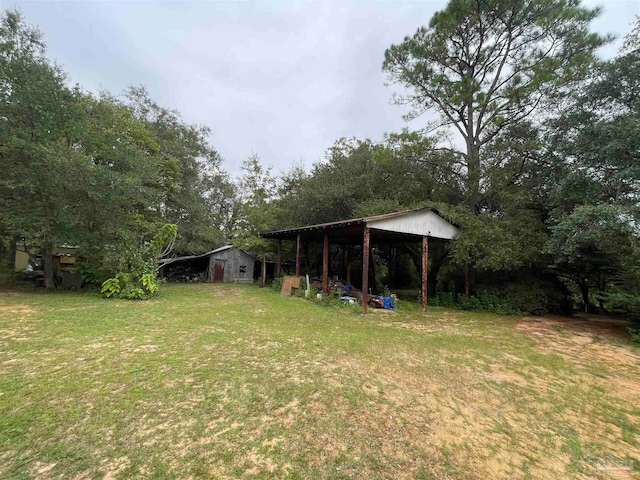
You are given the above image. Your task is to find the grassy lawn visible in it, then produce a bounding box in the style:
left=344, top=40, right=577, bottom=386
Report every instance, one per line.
left=1, top=283, right=639, bottom=479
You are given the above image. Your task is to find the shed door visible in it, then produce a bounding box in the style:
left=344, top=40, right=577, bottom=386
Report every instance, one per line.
left=213, top=259, right=225, bottom=282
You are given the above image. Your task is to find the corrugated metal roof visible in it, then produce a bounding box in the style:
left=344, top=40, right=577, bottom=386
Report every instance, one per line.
left=260, top=206, right=455, bottom=239
left=159, top=245, right=258, bottom=266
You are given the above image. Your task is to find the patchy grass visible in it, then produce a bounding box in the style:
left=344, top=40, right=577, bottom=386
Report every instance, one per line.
left=1, top=283, right=639, bottom=479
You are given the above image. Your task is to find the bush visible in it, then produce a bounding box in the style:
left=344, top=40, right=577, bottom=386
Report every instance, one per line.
left=458, top=290, right=522, bottom=315
left=101, top=272, right=159, bottom=300
left=430, top=291, right=457, bottom=308
left=101, top=223, right=176, bottom=300
left=430, top=289, right=521, bottom=315
left=491, top=282, right=551, bottom=316
left=75, top=262, right=109, bottom=287
left=271, top=277, right=283, bottom=292
left=473, top=274, right=569, bottom=316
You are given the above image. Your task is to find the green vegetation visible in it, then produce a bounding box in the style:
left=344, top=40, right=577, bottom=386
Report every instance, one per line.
left=1, top=284, right=639, bottom=478
left=0, top=9, right=233, bottom=288
left=1, top=3, right=639, bottom=319
left=100, top=224, right=177, bottom=300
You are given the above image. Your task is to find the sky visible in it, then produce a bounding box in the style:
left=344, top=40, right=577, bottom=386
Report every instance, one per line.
left=5, top=0, right=639, bottom=176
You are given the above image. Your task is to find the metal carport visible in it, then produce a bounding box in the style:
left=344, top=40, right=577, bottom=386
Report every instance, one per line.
left=260, top=207, right=459, bottom=313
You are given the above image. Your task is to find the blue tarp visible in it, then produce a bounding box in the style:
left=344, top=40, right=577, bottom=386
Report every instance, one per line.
left=377, top=296, right=394, bottom=309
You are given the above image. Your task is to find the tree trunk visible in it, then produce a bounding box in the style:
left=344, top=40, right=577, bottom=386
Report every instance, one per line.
left=402, top=243, right=421, bottom=281
left=578, top=279, right=589, bottom=313
left=465, top=138, right=481, bottom=294
left=43, top=246, right=55, bottom=289
left=7, top=237, right=17, bottom=272
left=466, top=125, right=482, bottom=215
left=428, top=259, right=443, bottom=298
left=465, top=263, right=471, bottom=297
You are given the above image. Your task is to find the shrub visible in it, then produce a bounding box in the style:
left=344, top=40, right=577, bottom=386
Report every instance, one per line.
left=101, top=272, right=159, bottom=300
left=491, top=282, right=550, bottom=316
left=431, top=289, right=522, bottom=315
left=271, top=277, right=283, bottom=292
left=101, top=224, right=176, bottom=300
left=74, top=262, right=108, bottom=286
left=430, top=291, right=457, bottom=307
left=458, top=291, right=522, bottom=315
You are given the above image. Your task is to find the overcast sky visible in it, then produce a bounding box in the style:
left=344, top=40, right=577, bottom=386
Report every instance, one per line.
left=6, top=0, right=639, bottom=176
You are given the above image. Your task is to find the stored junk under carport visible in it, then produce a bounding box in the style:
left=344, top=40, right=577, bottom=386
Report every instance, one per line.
left=260, top=207, right=459, bottom=313
left=159, top=245, right=259, bottom=283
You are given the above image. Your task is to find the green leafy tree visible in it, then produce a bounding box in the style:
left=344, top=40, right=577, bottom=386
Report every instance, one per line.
left=0, top=10, right=213, bottom=287
left=233, top=154, right=279, bottom=255
left=70, top=91, right=166, bottom=265
left=0, top=9, right=83, bottom=286
left=383, top=0, right=608, bottom=215
left=546, top=205, right=638, bottom=311
left=124, top=87, right=233, bottom=254
left=275, top=137, right=458, bottom=229
left=544, top=20, right=640, bottom=311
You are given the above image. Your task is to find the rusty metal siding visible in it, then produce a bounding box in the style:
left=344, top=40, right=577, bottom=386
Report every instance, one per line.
left=366, top=209, right=459, bottom=240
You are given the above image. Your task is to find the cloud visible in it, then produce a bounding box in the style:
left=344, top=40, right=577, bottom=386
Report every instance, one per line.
left=10, top=0, right=638, bottom=176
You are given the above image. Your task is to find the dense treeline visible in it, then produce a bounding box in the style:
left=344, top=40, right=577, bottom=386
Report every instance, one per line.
left=1, top=5, right=638, bottom=316
left=0, top=10, right=239, bottom=289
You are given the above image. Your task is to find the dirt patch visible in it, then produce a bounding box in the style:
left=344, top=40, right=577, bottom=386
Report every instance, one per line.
left=0, top=304, right=36, bottom=314
left=517, top=316, right=640, bottom=370
left=518, top=315, right=632, bottom=338
left=30, top=461, right=57, bottom=476
left=101, top=457, right=130, bottom=479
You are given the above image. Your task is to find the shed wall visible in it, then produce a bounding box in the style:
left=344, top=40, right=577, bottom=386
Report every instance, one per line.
left=211, top=249, right=255, bottom=283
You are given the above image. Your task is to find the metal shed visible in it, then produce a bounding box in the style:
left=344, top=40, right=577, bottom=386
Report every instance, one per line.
left=159, top=245, right=257, bottom=283
left=261, top=207, right=459, bottom=313
left=208, top=245, right=256, bottom=283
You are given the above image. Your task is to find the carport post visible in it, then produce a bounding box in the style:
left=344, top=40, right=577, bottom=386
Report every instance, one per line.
left=422, top=236, right=428, bottom=311
left=362, top=227, right=370, bottom=314
left=277, top=240, right=282, bottom=277
left=295, top=234, right=301, bottom=277
left=322, top=231, right=329, bottom=294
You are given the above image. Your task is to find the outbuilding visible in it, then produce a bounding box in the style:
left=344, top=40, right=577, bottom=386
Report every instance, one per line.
left=159, top=245, right=259, bottom=283
left=261, top=207, right=460, bottom=313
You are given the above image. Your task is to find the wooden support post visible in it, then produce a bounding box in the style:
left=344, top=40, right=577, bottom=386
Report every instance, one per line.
left=295, top=234, right=301, bottom=277
left=422, top=236, right=428, bottom=311
left=362, top=227, right=370, bottom=314
left=277, top=240, right=282, bottom=277
left=322, top=231, right=329, bottom=294
left=261, top=255, right=266, bottom=287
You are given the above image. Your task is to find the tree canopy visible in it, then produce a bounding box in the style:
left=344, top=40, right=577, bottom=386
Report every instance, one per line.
left=1, top=5, right=639, bottom=317
left=383, top=0, right=609, bottom=214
